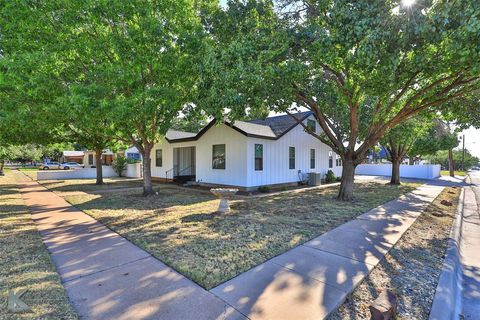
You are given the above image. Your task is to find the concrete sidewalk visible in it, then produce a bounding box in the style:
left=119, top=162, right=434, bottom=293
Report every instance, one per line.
left=18, top=170, right=447, bottom=320
left=16, top=172, right=245, bottom=320
left=211, top=184, right=445, bottom=320
left=460, top=183, right=480, bottom=319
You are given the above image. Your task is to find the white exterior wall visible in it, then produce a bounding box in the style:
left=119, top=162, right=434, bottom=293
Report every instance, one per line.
left=356, top=163, right=441, bottom=180
left=245, top=115, right=342, bottom=187
left=150, top=117, right=342, bottom=188
left=36, top=164, right=141, bottom=180
left=150, top=124, right=248, bottom=187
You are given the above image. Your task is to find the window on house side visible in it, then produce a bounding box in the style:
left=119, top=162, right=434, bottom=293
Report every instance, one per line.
left=310, top=149, right=315, bottom=169
left=306, top=119, right=316, bottom=133
left=328, top=151, right=333, bottom=168
left=212, top=144, right=226, bottom=169
left=289, top=147, right=295, bottom=169
left=336, top=155, right=343, bottom=167
left=255, top=144, right=263, bottom=171
left=155, top=149, right=162, bottom=167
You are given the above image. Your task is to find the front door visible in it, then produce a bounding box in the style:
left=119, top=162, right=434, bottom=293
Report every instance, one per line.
left=173, top=147, right=196, bottom=177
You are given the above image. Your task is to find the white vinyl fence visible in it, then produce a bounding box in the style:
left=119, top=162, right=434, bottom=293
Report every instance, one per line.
left=37, top=163, right=142, bottom=180
left=356, top=164, right=441, bottom=180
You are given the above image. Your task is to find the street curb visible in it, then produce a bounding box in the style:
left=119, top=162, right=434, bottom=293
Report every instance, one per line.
left=428, top=188, right=464, bottom=320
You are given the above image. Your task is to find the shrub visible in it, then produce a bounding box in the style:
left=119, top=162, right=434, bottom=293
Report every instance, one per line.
left=258, top=185, right=270, bottom=193
left=325, top=170, right=336, bottom=183
left=127, top=158, right=141, bottom=164
left=112, top=155, right=128, bottom=177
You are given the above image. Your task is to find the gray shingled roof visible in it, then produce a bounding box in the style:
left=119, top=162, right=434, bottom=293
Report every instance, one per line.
left=231, top=120, right=276, bottom=138
left=165, top=129, right=197, bottom=140
left=246, top=111, right=313, bottom=137
left=167, top=111, right=313, bottom=142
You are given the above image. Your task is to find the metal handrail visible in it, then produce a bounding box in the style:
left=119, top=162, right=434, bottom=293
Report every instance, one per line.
left=176, top=165, right=195, bottom=176
left=165, top=165, right=195, bottom=183
left=165, top=165, right=178, bottom=183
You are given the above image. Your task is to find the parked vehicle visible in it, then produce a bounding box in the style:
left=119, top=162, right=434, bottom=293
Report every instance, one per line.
left=60, top=162, right=84, bottom=170
left=38, top=162, right=60, bottom=170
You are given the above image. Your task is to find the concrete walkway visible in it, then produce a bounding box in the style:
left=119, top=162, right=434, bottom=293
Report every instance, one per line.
left=210, top=183, right=445, bottom=320
left=16, top=172, right=245, bottom=320
left=18, top=170, right=449, bottom=320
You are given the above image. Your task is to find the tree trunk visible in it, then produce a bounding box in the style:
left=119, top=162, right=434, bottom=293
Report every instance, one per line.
left=95, top=149, right=103, bottom=185
left=0, top=160, right=4, bottom=175
left=448, top=148, right=455, bottom=177
left=141, top=144, right=155, bottom=196
left=391, top=158, right=401, bottom=185
left=337, top=159, right=356, bottom=201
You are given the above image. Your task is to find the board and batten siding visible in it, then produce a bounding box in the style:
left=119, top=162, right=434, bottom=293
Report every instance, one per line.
left=150, top=124, right=248, bottom=187
left=245, top=115, right=342, bottom=188
left=150, top=116, right=342, bottom=188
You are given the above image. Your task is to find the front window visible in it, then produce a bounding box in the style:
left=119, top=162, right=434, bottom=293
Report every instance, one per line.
left=328, top=151, right=333, bottom=168
left=212, top=144, right=226, bottom=169
left=336, top=155, right=343, bottom=167
left=88, top=154, right=94, bottom=165
left=306, top=119, right=316, bottom=133
left=289, top=147, right=295, bottom=169
left=310, top=149, right=315, bottom=169
left=156, top=149, right=162, bottom=167
left=255, top=144, right=263, bottom=171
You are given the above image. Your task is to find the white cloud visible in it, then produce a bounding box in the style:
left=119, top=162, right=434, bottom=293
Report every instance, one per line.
left=459, top=127, right=480, bottom=158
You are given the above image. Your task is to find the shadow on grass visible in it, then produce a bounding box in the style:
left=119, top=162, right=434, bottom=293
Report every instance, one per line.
left=64, top=181, right=420, bottom=290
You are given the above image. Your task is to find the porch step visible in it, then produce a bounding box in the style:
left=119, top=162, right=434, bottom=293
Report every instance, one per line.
left=173, top=175, right=196, bottom=185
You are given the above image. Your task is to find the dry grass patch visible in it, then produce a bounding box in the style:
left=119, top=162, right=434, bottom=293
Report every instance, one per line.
left=39, top=177, right=143, bottom=194
left=0, top=172, right=77, bottom=319
left=65, top=181, right=419, bottom=289
left=17, top=169, right=38, bottom=180
left=328, top=186, right=460, bottom=320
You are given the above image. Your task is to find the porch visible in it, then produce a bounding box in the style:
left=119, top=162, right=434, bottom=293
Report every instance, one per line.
left=167, top=146, right=196, bottom=184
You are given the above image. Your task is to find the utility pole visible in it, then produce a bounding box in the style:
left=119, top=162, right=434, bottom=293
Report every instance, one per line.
left=462, top=134, right=465, bottom=171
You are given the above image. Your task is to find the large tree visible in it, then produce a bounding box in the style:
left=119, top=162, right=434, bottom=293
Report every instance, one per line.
left=1, top=1, right=205, bottom=194
left=408, top=119, right=458, bottom=176
left=64, top=0, right=205, bottom=195
left=381, top=115, right=432, bottom=184
left=60, top=85, right=116, bottom=185
left=199, top=0, right=480, bottom=200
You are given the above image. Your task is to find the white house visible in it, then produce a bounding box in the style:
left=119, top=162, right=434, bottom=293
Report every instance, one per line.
left=124, top=146, right=142, bottom=161
left=150, top=112, right=343, bottom=191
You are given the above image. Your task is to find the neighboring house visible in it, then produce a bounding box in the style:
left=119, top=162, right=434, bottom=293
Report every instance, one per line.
left=83, top=150, right=115, bottom=167
left=124, top=146, right=142, bottom=161
left=366, top=147, right=410, bottom=164
left=61, top=150, right=115, bottom=167
left=61, top=151, right=85, bottom=164
left=150, top=112, right=343, bottom=191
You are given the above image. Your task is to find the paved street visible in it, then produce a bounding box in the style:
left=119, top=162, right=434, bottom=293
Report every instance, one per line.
left=461, top=171, right=480, bottom=319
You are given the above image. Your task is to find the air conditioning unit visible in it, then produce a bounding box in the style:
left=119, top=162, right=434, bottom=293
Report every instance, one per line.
left=308, top=172, right=322, bottom=186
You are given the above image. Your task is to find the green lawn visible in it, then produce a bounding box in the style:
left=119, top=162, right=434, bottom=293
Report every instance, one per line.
left=0, top=172, right=77, bottom=319
left=440, top=170, right=466, bottom=176
left=64, top=181, right=420, bottom=289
